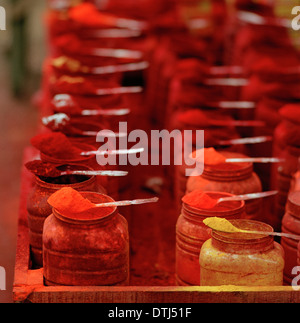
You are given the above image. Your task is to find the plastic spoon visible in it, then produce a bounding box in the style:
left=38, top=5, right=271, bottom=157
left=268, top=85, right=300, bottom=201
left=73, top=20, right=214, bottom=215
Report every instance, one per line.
left=207, top=101, right=255, bottom=109
left=203, top=217, right=300, bottom=241
left=42, top=113, right=127, bottom=138
left=80, top=147, right=144, bottom=157
left=25, top=160, right=128, bottom=178
left=237, top=10, right=290, bottom=28
left=52, top=94, right=131, bottom=116
left=85, top=48, right=143, bottom=59
left=225, top=157, right=284, bottom=164
left=204, top=78, right=249, bottom=86
left=217, top=136, right=273, bottom=146
left=91, top=61, right=149, bottom=75
left=199, top=191, right=278, bottom=210
left=87, top=29, right=143, bottom=38
left=91, top=197, right=159, bottom=208
left=209, top=66, right=244, bottom=75
left=95, top=86, right=143, bottom=95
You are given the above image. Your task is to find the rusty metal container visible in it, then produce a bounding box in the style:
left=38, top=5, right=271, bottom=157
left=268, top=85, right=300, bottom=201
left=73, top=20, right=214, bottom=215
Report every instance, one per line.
left=186, top=151, right=263, bottom=223
left=176, top=191, right=245, bottom=286
left=43, top=192, right=130, bottom=286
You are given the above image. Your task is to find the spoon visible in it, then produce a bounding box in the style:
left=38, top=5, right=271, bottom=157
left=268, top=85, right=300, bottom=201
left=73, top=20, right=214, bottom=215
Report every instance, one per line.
left=203, top=217, right=300, bottom=241
left=217, top=136, right=273, bottom=146
left=87, top=29, right=143, bottom=38
left=207, top=101, right=255, bottom=109
left=95, top=86, right=143, bottom=96
left=204, top=78, right=249, bottom=87
left=209, top=66, right=244, bottom=76
left=237, top=10, right=290, bottom=28
left=82, top=48, right=143, bottom=59
left=90, top=61, right=149, bottom=75
left=225, top=157, right=284, bottom=164
left=91, top=197, right=159, bottom=208
left=216, top=191, right=278, bottom=205
left=185, top=191, right=278, bottom=210
left=80, top=147, right=144, bottom=157
left=42, top=113, right=127, bottom=138
left=190, top=148, right=284, bottom=165
left=25, top=160, right=128, bottom=178
left=52, top=94, right=131, bottom=116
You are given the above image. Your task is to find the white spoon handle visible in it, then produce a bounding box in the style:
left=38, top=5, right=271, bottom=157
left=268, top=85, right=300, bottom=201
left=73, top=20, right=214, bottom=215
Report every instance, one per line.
left=218, top=191, right=278, bottom=203
left=95, top=197, right=159, bottom=208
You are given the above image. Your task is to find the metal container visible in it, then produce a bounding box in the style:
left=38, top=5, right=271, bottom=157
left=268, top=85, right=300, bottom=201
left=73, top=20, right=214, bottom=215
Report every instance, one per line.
left=43, top=192, right=130, bottom=286
left=200, top=219, right=285, bottom=286
left=176, top=191, right=245, bottom=286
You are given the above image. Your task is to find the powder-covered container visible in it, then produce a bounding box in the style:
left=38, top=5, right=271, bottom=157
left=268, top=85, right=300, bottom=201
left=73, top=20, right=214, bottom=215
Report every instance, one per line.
left=43, top=192, right=130, bottom=286
left=200, top=219, right=284, bottom=286
left=186, top=151, right=263, bottom=222
left=176, top=191, right=245, bottom=286
left=27, top=164, right=102, bottom=268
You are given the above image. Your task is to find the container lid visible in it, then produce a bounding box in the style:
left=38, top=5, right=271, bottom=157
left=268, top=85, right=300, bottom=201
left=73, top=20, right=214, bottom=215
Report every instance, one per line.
left=211, top=219, right=274, bottom=254
left=202, top=151, right=253, bottom=182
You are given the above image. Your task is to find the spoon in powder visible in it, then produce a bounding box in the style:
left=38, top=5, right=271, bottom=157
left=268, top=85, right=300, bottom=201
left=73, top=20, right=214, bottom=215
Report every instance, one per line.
left=191, top=148, right=284, bottom=165
left=183, top=190, right=278, bottom=210
left=217, top=136, right=273, bottom=146
left=42, top=113, right=128, bottom=138
left=203, top=217, right=300, bottom=241
left=48, top=187, right=159, bottom=215
left=25, top=160, right=129, bottom=177
left=52, top=94, right=131, bottom=117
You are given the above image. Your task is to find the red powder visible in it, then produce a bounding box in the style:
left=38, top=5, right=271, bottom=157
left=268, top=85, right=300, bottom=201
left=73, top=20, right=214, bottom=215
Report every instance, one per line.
left=182, top=190, right=217, bottom=209
left=69, top=3, right=121, bottom=28
left=48, top=187, right=95, bottom=214
left=25, top=160, right=62, bottom=177
left=52, top=76, right=98, bottom=95
left=177, top=110, right=211, bottom=127
left=192, top=148, right=227, bottom=166
left=31, top=132, right=83, bottom=159
left=279, top=104, right=300, bottom=124
left=54, top=34, right=82, bottom=54
left=48, top=187, right=114, bottom=220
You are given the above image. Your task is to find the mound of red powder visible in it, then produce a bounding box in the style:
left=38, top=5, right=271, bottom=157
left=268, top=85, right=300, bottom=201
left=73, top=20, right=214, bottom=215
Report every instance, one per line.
left=182, top=190, right=217, bottom=209
left=31, top=132, right=83, bottom=159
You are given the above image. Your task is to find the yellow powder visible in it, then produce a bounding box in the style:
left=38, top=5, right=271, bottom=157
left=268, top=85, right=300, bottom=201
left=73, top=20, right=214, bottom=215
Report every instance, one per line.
left=52, top=56, right=89, bottom=73
left=203, top=217, right=242, bottom=233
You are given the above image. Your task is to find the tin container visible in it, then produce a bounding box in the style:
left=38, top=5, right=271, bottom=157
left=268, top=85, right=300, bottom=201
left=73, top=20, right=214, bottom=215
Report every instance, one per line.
left=176, top=191, right=245, bottom=286
left=200, top=219, right=285, bottom=286
left=43, top=192, right=130, bottom=286
left=186, top=151, right=263, bottom=222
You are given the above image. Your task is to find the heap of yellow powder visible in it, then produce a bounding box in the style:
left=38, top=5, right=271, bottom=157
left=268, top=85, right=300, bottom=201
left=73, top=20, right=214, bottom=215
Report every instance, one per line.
left=203, top=217, right=242, bottom=233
